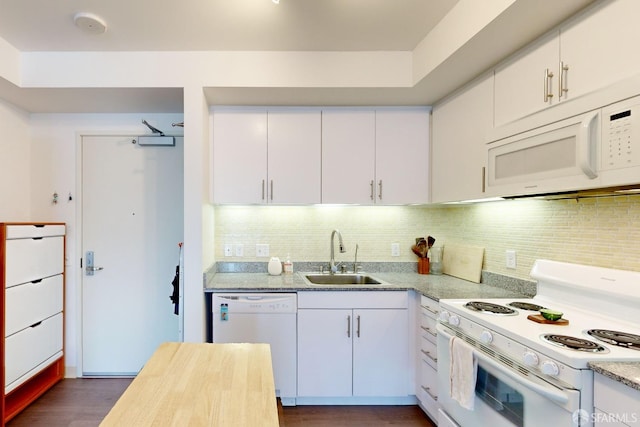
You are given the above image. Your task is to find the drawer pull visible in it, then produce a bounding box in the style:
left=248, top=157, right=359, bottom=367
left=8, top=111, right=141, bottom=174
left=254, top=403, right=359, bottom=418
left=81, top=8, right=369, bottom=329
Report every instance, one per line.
left=31, top=279, right=43, bottom=284
left=421, top=385, right=438, bottom=401
left=420, top=305, right=439, bottom=316
left=421, top=325, right=437, bottom=337
left=30, top=321, right=43, bottom=328
left=32, top=237, right=44, bottom=240
left=34, top=224, right=45, bottom=228
left=421, top=349, right=437, bottom=363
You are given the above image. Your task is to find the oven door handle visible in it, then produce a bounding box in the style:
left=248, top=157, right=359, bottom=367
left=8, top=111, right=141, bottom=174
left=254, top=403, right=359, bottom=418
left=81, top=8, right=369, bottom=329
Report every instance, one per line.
left=439, top=327, right=569, bottom=405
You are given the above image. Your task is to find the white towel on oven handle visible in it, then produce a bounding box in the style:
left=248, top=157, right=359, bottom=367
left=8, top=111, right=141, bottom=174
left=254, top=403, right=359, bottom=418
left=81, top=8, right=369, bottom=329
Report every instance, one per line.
left=449, top=336, right=478, bottom=410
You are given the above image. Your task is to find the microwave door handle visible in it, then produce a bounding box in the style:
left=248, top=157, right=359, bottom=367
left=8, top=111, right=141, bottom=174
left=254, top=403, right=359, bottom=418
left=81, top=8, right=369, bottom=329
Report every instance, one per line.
left=439, top=327, right=569, bottom=405
left=578, top=111, right=599, bottom=179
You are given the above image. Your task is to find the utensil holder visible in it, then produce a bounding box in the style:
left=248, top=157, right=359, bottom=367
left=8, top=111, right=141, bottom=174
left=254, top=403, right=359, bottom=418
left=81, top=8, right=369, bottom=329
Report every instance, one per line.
left=418, top=258, right=430, bottom=274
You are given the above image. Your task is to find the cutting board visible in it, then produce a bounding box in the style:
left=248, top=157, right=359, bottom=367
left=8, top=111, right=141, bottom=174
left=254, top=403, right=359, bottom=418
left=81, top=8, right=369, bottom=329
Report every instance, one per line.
left=442, top=244, right=484, bottom=283
left=527, top=314, right=569, bottom=325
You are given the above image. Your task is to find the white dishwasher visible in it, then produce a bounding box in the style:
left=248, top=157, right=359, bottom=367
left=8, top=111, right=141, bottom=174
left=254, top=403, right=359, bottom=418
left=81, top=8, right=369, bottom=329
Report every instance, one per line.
left=212, top=293, right=297, bottom=405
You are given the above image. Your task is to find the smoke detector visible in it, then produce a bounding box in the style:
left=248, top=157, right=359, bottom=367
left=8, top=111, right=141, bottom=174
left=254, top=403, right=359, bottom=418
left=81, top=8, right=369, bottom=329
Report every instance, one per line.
left=73, top=12, right=107, bottom=34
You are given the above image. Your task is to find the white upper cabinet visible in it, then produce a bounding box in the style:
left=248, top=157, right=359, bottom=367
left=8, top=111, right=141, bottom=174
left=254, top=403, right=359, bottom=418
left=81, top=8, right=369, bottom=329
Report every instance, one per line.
left=560, top=0, right=640, bottom=102
left=322, top=108, right=429, bottom=205
left=495, top=0, right=640, bottom=128
left=267, top=110, right=321, bottom=204
left=494, top=31, right=560, bottom=128
left=212, top=109, right=268, bottom=204
left=322, top=109, right=376, bottom=204
left=432, top=73, right=494, bottom=203
left=374, top=109, right=430, bottom=205
left=212, top=108, right=321, bottom=204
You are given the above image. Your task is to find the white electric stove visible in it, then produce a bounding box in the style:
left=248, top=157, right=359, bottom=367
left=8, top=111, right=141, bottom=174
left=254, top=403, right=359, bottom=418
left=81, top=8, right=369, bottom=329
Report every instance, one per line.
left=437, top=259, right=640, bottom=427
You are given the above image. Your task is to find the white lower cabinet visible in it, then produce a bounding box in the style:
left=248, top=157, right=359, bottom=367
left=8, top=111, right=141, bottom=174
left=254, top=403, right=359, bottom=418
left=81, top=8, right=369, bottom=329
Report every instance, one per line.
left=593, top=373, right=640, bottom=427
left=417, top=295, right=440, bottom=421
left=297, top=291, right=410, bottom=402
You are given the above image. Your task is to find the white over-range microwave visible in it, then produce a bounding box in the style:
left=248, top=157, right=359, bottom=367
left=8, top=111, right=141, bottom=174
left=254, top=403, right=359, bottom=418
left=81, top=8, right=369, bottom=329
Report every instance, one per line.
left=486, top=95, right=640, bottom=198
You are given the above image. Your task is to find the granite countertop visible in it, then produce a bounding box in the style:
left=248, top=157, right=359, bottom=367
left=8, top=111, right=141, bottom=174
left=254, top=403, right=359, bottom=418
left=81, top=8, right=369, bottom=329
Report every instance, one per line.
left=589, top=362, right=640, bottom=392
left=204, top=270, right=532, bottom=301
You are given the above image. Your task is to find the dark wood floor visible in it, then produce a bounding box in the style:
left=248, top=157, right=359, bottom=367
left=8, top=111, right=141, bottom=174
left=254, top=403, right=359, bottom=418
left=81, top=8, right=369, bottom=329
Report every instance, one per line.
left=7, top=378, right=436, bottom=427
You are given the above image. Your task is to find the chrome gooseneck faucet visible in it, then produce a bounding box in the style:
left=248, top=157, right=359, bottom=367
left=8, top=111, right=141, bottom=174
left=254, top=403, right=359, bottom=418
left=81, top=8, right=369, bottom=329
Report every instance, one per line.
left=330, top=229, right=346, bottom=274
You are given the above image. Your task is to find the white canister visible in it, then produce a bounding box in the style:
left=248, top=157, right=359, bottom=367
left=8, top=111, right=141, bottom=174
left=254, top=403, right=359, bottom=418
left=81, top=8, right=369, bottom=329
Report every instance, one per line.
left=268, top=257, right=282, bottom=275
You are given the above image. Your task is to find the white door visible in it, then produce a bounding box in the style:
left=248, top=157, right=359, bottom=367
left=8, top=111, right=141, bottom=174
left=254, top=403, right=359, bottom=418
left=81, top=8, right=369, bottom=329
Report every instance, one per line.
left=81, top=135, right=183, bottom=375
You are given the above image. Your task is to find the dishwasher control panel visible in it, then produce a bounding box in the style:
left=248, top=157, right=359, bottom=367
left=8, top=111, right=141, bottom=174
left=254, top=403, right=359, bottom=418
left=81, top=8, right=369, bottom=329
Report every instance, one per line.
left=212, top=293, right=298, bottom=314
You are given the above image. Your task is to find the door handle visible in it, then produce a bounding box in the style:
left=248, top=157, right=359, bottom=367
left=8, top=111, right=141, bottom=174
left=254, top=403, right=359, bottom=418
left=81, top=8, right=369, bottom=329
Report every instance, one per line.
left=85, top=251, right=104, bottom=276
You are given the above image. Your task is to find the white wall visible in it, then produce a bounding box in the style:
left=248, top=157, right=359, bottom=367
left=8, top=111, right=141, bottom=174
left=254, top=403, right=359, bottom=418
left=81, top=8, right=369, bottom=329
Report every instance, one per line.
left=29, top=113, right=183, bottom=372
left=0, top=98, right=30, bottom=220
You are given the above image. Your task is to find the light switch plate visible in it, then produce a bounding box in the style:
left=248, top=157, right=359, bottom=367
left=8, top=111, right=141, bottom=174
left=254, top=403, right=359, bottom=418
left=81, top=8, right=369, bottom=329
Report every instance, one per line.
left=256, top=244, right=270, bottom=257
left=235, top=244, right=244, bottom=257
left=391, top=243, right=400, bottom=257
left=506, top=250, right=517, bottom=269
left=224, top=244, right=233, bottom=257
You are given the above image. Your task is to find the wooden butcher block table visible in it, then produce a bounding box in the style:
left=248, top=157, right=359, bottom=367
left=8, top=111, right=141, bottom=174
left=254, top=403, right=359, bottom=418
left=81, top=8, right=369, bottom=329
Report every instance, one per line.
left=101, top=342, right=279, bottom=427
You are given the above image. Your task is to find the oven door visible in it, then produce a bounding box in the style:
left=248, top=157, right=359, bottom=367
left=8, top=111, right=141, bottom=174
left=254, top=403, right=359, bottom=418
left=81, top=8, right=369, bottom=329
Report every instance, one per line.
left=437, top=325, right=586, bottom=427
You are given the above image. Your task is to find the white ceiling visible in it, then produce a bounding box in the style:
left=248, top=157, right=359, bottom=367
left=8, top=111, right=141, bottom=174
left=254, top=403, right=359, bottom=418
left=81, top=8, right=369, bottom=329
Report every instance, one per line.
left=0, top=0, right=458, bottom=52
left=0, top=0, right=595, bottom=112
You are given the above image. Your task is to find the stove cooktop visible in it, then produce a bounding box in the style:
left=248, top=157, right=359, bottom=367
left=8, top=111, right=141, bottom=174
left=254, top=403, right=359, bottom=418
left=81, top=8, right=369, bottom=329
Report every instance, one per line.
left=439, top=297, right=640, bottom=368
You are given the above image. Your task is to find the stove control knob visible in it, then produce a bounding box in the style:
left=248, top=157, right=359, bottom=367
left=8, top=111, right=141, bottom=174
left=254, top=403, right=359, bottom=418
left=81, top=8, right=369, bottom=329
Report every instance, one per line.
left=541, top=360, right=559, bottom=376
left=448, top=315, right=460, bottom=327
left=480, top=330, right=493, bottom=344
left=523, top=351, right=539, bottom=367
left=438, top=311, right=450, bottom=323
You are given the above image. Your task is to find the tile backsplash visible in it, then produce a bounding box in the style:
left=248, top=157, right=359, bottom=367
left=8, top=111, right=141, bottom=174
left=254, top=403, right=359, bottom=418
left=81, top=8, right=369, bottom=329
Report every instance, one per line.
left=214, top=194, right=640, bottom=280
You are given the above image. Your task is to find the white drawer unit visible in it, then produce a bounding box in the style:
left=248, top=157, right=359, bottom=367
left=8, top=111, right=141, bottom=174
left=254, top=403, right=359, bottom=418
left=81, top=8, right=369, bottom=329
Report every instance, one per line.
left=4, top=236, right=64, bottom=288
left=4, top=313, right=64, bottom=392
left=5, top=275, right=64, bottom=337
left=1, top=223, right=66, bottom=423
left=417, top=295, right=440, bottom=422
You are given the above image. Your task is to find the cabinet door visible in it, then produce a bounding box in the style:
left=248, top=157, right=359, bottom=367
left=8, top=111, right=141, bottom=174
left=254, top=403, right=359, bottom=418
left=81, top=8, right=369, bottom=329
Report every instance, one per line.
left=560, top=0, right=640, bottom=103
left=375, top=109, right=430, bottom=204
left=353, top=309, right=408, bottom=397
left=212, top=109, right=268, bottom=204
left=322, top=109, right=376, bottom=204
left=494, top=31, right=560, bottom=128
left=432, top=73, right=493, bottom=202
left=267, top=110, right=321, bottom=204
left=297, top=309, right=352, bottom=397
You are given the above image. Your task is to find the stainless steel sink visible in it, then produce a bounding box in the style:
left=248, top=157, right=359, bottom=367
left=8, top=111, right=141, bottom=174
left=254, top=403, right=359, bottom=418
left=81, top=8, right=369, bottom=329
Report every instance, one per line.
left=302, top=273, right=383, bottom=285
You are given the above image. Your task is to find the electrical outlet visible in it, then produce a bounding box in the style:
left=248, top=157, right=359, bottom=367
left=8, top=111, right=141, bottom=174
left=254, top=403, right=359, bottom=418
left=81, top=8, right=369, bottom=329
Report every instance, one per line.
left=235, top=244, right=244, bottom=257
left=224, top=244, right=233, bottom=257
left=256, top=244, right=270, bottom=257
left=391, top=243, right=400, bottom=257
left=506, top=250, right=517, bottom=269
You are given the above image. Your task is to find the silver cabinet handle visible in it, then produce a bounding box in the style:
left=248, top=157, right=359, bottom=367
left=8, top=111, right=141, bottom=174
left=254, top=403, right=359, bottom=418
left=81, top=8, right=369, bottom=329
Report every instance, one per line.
left=378, top=180, right=383, bottom=200
left=559, top=61, right=569, bottom=99
left=421, top=325, right=437, bottom=337
left=544, top=68, right=554, bottom=102
left=420, top=304, right=439, bottom=316
left=270, top=180, right=274, bottom=201
left=421, top=385, right=438, bottom=401
left=262, top=180, right=265, bottom=201
left=481, top=166, right=486, bottom=193
left=347, top=315, right=351, bottom=338
left=357, top=315, right=361, bottom=338
left=370, top=180, right=374, bottom=200
left=421, top=349, right=437, bottom=363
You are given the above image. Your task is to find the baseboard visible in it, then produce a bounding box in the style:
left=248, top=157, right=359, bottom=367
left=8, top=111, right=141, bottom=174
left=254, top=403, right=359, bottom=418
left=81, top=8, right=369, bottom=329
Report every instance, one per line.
left=65, top=366, right=77, bottom=378
left=295, top=395, right=417, bottom=406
